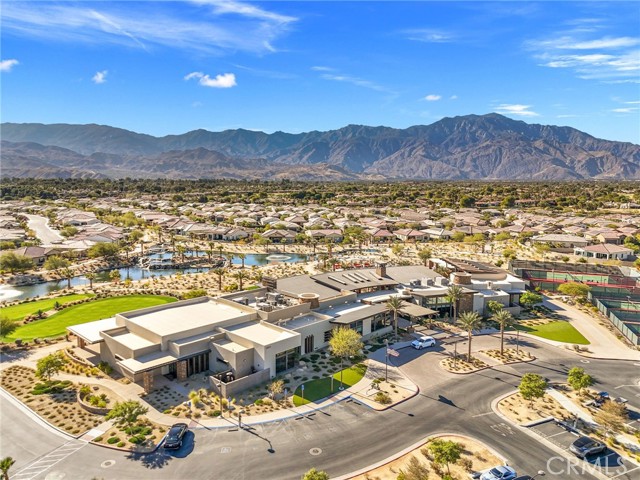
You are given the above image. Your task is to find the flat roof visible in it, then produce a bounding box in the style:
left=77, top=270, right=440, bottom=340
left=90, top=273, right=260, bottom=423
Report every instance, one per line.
left=124, top=299, right=251, bottom=337
left=109, top=330, right=156, bottom=350
left=330, top=303, right=388, bottom=325
left=224, top=321, right=298, bottom=346
left=277, top=274, right=342, bottom=301
left=278, top=312, right=332, bottom=330
left=214, top=337, right=251, bottom=353
left=400, top=302, right=438, bottom=317
left=119, top=350, right=178, bottom=374
left=67, top=317, right=117, bottom=344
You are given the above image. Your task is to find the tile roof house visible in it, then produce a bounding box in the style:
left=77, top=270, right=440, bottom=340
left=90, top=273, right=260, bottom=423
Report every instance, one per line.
left=574, top=243, right=634, bottom=261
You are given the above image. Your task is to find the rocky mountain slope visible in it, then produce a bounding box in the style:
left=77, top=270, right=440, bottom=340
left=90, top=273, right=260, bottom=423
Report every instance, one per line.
left=2, top=114, right=639, bottom=180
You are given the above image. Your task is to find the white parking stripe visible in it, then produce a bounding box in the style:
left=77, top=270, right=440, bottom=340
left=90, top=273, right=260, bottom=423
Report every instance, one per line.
left=12, top=441, right=86, bottom=480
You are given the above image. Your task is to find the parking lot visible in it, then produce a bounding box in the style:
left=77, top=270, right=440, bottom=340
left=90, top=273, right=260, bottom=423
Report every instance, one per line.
left=527, top=419, right=639, bottom=479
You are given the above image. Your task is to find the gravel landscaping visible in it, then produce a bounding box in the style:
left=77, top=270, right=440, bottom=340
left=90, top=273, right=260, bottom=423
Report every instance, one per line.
left=0, top=365, right=103, bottom=435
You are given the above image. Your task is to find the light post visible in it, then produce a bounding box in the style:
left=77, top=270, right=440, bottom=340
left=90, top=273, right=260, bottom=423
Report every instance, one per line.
left=216, top=381, right=223, bottom=417
left=516, top=328, right=520, bottom=354
left=530, top=470, right=545, bottom=480
left=453, top=340, right=458, bottom=368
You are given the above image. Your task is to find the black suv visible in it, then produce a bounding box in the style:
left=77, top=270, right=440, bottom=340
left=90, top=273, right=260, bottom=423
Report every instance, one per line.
left=569, top=436, right=606, bottom=458
left=164, top=423, right=188, bottom=449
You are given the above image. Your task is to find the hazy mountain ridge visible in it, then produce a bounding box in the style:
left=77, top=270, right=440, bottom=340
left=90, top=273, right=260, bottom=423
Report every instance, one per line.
left=2, top=114, right=639, bottom=180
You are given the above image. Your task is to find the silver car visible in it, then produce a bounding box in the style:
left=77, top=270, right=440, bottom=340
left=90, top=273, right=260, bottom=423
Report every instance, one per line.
left=480, top=466, right=517, bottom=480
left=569, top=436, right=606, bottom=458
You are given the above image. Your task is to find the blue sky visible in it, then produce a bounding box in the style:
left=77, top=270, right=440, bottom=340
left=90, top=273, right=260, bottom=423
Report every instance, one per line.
left=1, top=1, right=639, bottom=143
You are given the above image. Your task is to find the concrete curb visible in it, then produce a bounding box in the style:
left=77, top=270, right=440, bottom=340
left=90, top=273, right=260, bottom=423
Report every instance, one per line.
left=490, top=390, right=611, bottom=480
left=0, top=386, right=77, bottom=441
left=332, top=432, right=508, bottom=480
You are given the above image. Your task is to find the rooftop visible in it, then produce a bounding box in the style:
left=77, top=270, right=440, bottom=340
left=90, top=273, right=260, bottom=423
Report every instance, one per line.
left=123, top=298, right=254, bottom=337
left=224, top=321, right=298, bottom=346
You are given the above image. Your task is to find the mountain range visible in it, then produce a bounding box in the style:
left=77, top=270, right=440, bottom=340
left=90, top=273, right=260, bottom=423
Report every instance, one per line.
left=2, top=114, right=639, bottom=180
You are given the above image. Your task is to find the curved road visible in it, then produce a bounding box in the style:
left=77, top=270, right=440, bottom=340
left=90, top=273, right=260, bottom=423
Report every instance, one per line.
left=5, top=335, right=640, bottom=480
left=24, top=214, right=63, bottom=245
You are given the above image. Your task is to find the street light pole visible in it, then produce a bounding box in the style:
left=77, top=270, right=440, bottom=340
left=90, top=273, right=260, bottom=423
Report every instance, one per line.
left=516, top=329, right=520, bottom=354
left=453, top=341, right=458, bottom=368
left=217, top=382, right=223, bottom=417
left=530, top=470, right=545, bottom=480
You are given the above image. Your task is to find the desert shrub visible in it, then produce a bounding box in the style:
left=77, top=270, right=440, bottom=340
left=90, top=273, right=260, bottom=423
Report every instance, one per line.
left=107, top=436, right=120, bottom=444
left=375, top=392, right=392, bottom=404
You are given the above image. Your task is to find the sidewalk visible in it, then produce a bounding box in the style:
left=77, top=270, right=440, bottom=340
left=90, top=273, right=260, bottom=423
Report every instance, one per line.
left=543, top=298, right=640, bottom=361
left=4, top=340, right=419, bottom=432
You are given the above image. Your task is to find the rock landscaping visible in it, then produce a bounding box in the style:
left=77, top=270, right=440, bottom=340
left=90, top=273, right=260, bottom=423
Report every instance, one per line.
left=350, top=434, right=502, bottom=480
left=497, top=391, right=568, bottom=424
left=481, top=348, right=535, bottom=364
left=0, top=365, right=103, bottom=435
left=440, top=356, right=489, bottom=374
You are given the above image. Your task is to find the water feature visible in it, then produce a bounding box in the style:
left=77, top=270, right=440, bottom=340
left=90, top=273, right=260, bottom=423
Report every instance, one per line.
left=0, top=251, right=310, bottom=302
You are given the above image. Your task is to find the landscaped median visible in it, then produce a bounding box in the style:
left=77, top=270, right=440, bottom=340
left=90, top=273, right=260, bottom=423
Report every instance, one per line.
left=347, top=434, right=505, bottom=480
left=2, top=294, right=177, bottom=342
left=440, top=348, right=535, bottom=374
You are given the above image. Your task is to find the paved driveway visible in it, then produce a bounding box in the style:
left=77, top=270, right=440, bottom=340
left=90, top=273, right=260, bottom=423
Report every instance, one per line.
left=24, top=214, right=62, bottom=245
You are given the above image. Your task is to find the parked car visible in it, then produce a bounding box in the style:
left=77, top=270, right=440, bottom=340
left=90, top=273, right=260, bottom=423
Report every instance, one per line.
left=479, top=466, right=517, bottom=480
left=411, top=335, right=436, bottom=350
left=164, top=423, right=188, bottom=449
left=569, top=436, right=606, bottom=458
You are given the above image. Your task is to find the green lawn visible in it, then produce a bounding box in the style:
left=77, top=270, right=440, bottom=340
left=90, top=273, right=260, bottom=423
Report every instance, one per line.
left=292, top=363, right=367, bottom=406
left=514, top=320, right=590, bottom=345
left=0, top=294, right=94, bottom=322
left=4, top=295, right=176, bottom=342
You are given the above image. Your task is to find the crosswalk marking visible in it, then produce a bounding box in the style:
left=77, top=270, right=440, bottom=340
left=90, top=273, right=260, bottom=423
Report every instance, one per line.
left=12, top=440, right=86, bottom=480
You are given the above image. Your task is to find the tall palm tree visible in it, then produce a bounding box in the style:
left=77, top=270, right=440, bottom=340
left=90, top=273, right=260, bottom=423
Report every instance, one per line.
left=85, top=272, right=96, bottom=290
left=0, top=456, right=15, bottom=480
left=457, top=311, right=483, bottom=362
left=237, top=252, right=246, bottom=269
left=207, top=241, right=215, bottom=262
left=492, top=309, right=514, bottom=356
left=61, top=267, right=74, bottom=289
left=445, top=284, right=464, bottom=324
left=234, top=270, right=248, bottom=291
left=211, top=268, right=226, bottom=291
left=386, top=295, right=403, bottom=340
left=176, top=244, right=186, bottom=263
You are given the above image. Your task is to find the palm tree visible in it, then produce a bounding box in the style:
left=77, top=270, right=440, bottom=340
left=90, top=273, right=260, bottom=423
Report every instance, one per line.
left=445, top=284, right=464, bottom=324
left=226, top=253, right=235, bottom=267
left=60, top=267, right=74, bottom=289
left=109, top=269, right=121, bottom=285
left=207, top=241, right=215, bottom=262
left=237, top=252, right=246, bottom=269
left=492, top=309, right=514, bottom=356
left=386, top=295, right=403, bottom=340
left=418, top=248, right=432, bottom=266
left=176, top=244, right=186, bottom=263
left=85, top=272, right=96, bottom=290
left=457, top=311, right=483, bottom=362
left=0, top=457, right=15, bottom=480
left=211, top=268, right=226, bottom=291
left=233, top=270, right=248, bottom=291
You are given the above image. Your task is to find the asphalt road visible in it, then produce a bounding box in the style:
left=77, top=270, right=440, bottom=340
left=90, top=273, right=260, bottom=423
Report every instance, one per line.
left=24, top=214, right=63, bottom=245
left=4, top=334, right=640, bottom=480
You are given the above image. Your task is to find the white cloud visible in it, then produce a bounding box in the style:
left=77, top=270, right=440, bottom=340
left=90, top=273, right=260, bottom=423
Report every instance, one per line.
left=611, top=107, right=638, bottom=113
left=450, top=95, right=458, bottom=100
left=0, top=59, right=19, bottom=72
left=527, top=32, right=640, bottom=82
left=625, top=101, right=640, bottom=104
left=185, top=71, right=237, bottom=88
left=424, top=94, right=441, bottom=101
left=311, top=66, right=333, bottom=72
left=194, top=0, right=296, bottom=24
left=1, top=1, right=296, bottom=55
left=320, top=73, right=391, bottom=93
left=403, top=28, right=456, bottom=43
left=494, top=104, right=540, bottom=117
left=92, top=70, right=108, bottom=84
left=557, top=114, right=579, bottom=118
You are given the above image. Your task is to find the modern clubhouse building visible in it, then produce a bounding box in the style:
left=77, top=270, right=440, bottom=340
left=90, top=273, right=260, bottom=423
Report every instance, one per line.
left=69, top=260, right=525, bottom=396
